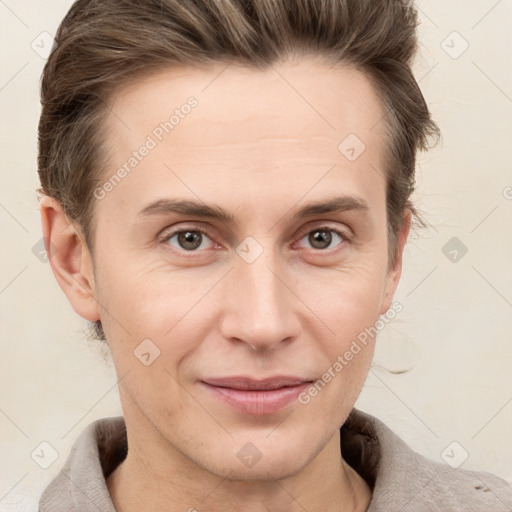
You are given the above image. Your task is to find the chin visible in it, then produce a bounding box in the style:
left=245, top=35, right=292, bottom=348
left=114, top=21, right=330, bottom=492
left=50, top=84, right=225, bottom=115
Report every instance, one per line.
left=196, top=439, right=310, bottom=483
left=221, top=457, right=305, bottom=482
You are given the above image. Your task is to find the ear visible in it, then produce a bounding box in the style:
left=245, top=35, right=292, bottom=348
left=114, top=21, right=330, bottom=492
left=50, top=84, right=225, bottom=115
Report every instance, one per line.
left=39, top=195, right=100, bottom=322
left=379, top=208, right=412, bottom=315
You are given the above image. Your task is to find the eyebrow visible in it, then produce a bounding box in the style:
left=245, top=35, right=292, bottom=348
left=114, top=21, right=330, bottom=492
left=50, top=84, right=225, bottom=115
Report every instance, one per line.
left=136, top=194, right=370, bottom=224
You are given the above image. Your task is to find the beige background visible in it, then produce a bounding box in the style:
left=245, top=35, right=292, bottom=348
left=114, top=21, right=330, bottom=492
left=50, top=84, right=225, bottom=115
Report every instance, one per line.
left=1, top=0, right=511, bottom=510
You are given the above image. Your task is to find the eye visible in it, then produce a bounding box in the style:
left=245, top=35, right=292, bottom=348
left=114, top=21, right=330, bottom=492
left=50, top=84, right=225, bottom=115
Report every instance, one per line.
left=296, top=226, right=349, bottom=251
left=161, top=227, right=215, bottom=252
left=159, top=224, right=350, bottom=255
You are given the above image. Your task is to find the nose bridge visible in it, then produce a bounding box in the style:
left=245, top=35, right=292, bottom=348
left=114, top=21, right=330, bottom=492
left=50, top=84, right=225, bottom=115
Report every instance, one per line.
left=221, top=238, right=299, bottom=350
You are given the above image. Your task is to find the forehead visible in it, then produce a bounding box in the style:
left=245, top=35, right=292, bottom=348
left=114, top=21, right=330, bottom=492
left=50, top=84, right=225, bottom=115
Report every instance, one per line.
left=99, top=57, right=387, bottom=219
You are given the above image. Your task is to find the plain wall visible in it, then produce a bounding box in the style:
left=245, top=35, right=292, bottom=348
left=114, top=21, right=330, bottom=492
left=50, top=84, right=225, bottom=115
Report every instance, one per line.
left=1, top=0, right=511, bottom=510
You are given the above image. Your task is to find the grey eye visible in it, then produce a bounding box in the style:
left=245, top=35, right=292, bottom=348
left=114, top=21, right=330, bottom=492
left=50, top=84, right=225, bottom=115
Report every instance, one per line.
left=300, top=229, right=344, bottom=250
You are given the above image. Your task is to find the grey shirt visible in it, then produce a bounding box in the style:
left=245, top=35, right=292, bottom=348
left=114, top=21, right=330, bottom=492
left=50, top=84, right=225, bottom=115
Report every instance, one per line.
left=38, top=407, right=512, bottom=511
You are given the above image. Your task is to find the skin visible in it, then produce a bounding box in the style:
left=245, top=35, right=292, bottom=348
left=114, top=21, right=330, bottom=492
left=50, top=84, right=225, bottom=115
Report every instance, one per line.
left=40, top=55, right=410, bottom=512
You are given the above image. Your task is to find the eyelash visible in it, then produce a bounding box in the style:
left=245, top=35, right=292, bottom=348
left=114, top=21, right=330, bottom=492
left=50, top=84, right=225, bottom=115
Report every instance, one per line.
left=159, top=224, right=351, bottom=255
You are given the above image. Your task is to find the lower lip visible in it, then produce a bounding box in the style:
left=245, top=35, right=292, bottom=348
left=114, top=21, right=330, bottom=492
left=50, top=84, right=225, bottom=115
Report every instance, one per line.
left=200, top=382, right=311, bottom=415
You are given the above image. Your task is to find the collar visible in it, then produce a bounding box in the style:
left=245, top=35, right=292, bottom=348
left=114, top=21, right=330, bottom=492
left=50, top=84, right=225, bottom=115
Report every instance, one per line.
left=39, top=408, right=512, bottom=511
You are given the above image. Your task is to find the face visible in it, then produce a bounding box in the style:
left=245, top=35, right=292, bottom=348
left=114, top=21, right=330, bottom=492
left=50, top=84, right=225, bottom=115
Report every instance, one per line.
left=53, top=56, right=409, bottom=481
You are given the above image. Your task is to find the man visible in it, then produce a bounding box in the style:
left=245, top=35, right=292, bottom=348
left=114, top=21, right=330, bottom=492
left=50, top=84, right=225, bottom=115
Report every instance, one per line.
left=37, top=1, right=512, bottom=510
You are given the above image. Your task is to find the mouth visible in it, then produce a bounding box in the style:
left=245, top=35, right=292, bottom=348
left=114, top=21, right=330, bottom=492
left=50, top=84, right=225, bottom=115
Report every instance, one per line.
left=199, top=376, right=314, bottom=415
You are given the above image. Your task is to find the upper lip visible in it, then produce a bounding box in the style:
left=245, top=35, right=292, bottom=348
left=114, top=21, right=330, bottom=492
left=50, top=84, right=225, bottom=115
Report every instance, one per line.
left=201, top=376, right=313, bottom=391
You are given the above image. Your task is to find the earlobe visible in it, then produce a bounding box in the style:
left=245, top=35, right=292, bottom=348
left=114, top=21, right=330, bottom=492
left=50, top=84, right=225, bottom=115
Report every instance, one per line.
left=39, top=195, right=100, bottom=322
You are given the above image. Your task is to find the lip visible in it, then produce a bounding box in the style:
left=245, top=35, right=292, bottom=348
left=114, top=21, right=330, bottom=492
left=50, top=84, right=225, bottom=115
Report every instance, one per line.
left=202, top=376, right=312, bottom=390
left=199, top=376, right=313, bottom=415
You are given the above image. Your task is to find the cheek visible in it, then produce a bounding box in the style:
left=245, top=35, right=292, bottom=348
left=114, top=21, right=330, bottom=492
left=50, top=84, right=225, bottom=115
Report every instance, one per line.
left=303, top=272, right=382, bottom=411
left=96, top=260, right=215, bottom=368
left=96, top=234, right=388, bottom=353
left=298, top=261, right=387, bottom=331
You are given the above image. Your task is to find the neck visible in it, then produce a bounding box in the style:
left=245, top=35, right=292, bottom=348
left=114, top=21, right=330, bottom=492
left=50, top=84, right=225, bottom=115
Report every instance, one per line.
left=106, top=424, right=372, bottom=512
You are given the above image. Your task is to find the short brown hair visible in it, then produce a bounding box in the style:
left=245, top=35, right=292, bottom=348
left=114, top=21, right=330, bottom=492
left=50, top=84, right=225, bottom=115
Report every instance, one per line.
left=37, top=0, right=440, bottom=343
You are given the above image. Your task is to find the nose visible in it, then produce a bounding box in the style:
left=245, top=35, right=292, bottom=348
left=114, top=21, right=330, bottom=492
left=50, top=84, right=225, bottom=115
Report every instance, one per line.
left=219, top=244, right=301, bottom=352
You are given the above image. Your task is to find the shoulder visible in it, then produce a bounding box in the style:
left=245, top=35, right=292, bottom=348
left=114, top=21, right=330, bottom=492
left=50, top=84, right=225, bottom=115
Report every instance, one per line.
left=342, top=408, right=512, bottom=511
left=38, top=416, right=125, bottom=512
